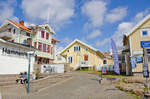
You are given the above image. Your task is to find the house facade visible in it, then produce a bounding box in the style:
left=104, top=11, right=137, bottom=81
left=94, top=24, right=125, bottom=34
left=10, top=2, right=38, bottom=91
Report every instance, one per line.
left=123, top=14, right=150, bottom=74
left=60, top=39, right=104, bottom=70
left=0, top=19, right=59, bottom=65
left=30, top=24, right=59, bottom=64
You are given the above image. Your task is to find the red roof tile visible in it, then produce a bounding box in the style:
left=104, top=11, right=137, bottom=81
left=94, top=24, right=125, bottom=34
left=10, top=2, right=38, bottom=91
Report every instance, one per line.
left=8, top=19, right=31, bottom=32
left=52, top=38, right=59, bottom=42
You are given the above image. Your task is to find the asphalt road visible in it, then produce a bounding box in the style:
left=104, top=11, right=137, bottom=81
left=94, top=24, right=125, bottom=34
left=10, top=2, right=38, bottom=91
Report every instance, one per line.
left=1, top=72, right=134, bottom=99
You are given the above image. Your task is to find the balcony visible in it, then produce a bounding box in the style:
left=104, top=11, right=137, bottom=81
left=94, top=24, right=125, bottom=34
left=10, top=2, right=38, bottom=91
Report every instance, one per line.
left=0, top=31, right=14, bottom=40
left=79, top=61, right=90, bottom=67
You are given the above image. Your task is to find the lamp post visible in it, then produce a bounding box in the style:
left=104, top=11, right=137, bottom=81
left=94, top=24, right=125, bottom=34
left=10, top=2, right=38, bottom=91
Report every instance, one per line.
left=26, top=27, right=33, bottom=93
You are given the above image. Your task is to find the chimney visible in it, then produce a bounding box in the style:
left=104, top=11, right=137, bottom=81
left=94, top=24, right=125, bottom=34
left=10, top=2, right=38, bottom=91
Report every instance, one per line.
left=19, top=20, right=24, bottom=26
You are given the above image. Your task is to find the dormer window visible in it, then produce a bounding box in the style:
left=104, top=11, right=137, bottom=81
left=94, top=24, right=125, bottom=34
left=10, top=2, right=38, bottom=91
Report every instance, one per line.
left=85, top=48, right=88, bottom=51
left=141, top=29, right=149, bottom=37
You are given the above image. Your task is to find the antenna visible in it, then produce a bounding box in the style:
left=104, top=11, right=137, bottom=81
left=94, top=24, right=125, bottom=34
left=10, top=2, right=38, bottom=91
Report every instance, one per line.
left=47, top=8, right=50, bottom=24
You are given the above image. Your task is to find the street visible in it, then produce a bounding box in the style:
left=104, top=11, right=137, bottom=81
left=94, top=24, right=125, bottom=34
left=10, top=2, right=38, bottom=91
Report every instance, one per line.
left=1, top=72, right=134, bottom=99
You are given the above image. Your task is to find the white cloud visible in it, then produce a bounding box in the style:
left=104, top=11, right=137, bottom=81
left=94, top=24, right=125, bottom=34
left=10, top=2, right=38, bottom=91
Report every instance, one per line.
left=56, top=46, right=64, bottom=54
left=87, top=30, right=101, bottom=39
left=106, top=7, right=127, bottom=23
left=112, top=22, right=133, bottom=47
left=133, top=8, right=150, bottom=23
left=0, top=0, right=18, bottom=24
left=96, top=38, right=110, bottom=47
left=21, top=0, right=75, bottom=30
left=81, top=0, right=107, bottom=28
left=61, top=37, right=72, bottom=46
left=112, top=9, right=150, bottom=47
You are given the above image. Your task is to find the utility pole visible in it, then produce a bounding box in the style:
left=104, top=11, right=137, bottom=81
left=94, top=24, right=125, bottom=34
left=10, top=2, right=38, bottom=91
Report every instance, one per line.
left=26, top=28, right=33, bottom=93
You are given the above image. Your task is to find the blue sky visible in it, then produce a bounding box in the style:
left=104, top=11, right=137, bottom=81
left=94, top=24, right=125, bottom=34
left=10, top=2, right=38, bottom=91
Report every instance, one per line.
left=0, top=0, right=150, bottom=53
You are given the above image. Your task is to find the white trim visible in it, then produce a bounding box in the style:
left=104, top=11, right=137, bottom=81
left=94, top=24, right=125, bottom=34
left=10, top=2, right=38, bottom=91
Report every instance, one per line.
left=59, top=39, right=98, bottom=54
left=129, top=36, right=133, bottom=57
left=37, top=24, right=55, bottom=34
left=126, top=14, right=150, bottom=36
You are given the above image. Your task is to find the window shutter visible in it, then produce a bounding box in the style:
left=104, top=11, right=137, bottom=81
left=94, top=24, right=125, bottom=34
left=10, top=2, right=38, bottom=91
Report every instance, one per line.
left=46, top=33, right=49, bottom=40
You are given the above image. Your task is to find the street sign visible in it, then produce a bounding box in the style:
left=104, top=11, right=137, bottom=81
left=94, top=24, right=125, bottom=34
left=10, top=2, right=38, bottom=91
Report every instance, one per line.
left=143, top=64, right=149, bottom=78
left=141, top=41, right=150, bottom=48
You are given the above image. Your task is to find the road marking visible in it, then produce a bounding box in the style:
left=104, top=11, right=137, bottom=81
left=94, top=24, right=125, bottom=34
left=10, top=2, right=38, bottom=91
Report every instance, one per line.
left=35, top=77, right=73, bottom=94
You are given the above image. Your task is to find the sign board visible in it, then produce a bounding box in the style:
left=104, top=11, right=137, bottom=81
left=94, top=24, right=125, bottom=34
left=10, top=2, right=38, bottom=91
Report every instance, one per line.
left=141, top=41, right=150, bottom=48
left=136, top=55, right=143, bottom=63
left=133, top=51, right=143, bottom=55
left=143, top=64, right=149, bottom=78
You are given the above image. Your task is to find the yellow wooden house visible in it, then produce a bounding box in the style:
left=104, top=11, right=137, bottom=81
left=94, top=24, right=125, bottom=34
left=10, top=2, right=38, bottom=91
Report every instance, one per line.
left=123, top=14, right=150, bottom=74
left=60, top=39, right=104, bottom=70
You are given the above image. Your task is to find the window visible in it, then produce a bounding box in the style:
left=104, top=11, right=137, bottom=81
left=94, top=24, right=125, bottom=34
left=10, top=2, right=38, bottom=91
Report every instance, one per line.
left=43, top=44, right=46, bottom=52
left=74, top=46, right=80, bottom=52
left=141, top=29, right=149, bottom=37
left=11, top=40, right=14, bottom=42
left=38, top=42, right=42, bottom=51
left=85, top=48, right=88, bottom=51
left=57, top=56, right=62, bottom=61
left=148, top=55, right=150, bottom=63
left=47, top=45, right=50, bottom=53
left=51, top=47, right=53, bottom=54
left=26, top=33, right=30, bottom=37
left=67, top=50, right=69, bottom=52
left=41, top=31, right=45, bottom=38
left=46, top=32, right=49, bottom=40
left=103, top=60, right=107, bottom=64
left=13, top=29, right=15, bottom=34
left=68, top=57, right=72, bottom=63
left=84, top=55, right=88, bottom=61
left=23, top=40, right=26, bottom=44
left=8, top=28, right=11, bottom=32
left=34, top=42, right=37, bottom=48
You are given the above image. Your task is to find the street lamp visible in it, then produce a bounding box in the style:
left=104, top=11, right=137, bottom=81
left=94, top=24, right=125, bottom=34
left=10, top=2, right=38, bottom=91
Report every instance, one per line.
left=26, top=26, right=34, bottom=93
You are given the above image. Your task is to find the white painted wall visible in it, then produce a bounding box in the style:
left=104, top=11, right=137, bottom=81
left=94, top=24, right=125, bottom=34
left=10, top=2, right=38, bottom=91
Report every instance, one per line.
left=0, top=43, right=35, bottom=74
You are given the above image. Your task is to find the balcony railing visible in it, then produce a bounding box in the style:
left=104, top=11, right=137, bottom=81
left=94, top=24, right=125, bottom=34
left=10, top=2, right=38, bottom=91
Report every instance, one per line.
left=79, top=61, right=90, bottom=67
left=0, top=31, right=14, bottom=40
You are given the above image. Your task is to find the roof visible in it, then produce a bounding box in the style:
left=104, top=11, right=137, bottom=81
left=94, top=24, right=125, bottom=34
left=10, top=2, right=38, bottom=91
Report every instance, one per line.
left=37, top=24, right=55, bottom=34
left=126, top=14, right=150, bottom=36
left=52, top=38, right=59, bottom=42
left=103, top=52, right=111, bottom=57
left=7, top=19, right=31, bottom=32
left=60, top=39, right=104, bottom=58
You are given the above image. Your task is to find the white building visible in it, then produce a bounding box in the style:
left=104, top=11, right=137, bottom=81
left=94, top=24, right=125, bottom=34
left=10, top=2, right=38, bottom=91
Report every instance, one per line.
left=0, top=39, right=36, bottom=74
left=0, top=19, right=59, bottom=65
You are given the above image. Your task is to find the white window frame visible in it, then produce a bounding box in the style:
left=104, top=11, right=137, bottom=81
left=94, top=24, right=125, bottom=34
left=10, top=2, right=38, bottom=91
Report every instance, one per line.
left=74, top=46, right=80, bottom=52
left=68, top=56, right=72, bottom=63
left=140, top=29, right=150, bottom=37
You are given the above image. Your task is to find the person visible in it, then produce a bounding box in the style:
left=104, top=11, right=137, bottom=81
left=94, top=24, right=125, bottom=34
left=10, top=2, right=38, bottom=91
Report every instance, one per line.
left=16, top=72, right=24, bottom=84
left=32, top=72, right=36, bottom=80
left=23, top=72, right=28, bottom=84
left=99, top=74, right=103, bottom=84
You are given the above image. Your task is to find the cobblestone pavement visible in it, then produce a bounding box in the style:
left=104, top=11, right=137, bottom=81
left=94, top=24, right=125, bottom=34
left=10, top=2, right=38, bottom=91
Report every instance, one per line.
left=0, top=72, right=134, bottom=99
